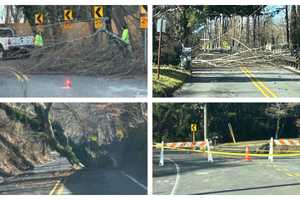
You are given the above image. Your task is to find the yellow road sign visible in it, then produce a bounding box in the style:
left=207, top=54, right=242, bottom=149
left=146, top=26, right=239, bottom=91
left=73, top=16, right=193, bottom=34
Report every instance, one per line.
left=64, top=9, right=73, bottom=21
left=191, top=123, right=197, bottom=132
left=94, top=18, right=103, bottom=29
left=140, top=16, right=148, bottom=29
left=35, top=13, right=43, bottom=25
left=94, top=6, right=103, bottom=19
left=140, top=5, right=147, bottom=14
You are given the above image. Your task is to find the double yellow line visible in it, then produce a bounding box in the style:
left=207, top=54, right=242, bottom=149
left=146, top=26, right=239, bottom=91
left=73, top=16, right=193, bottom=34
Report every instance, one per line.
left=240, top=66, right=278, bottom=98
left=49, top=180, right=64, bottom=195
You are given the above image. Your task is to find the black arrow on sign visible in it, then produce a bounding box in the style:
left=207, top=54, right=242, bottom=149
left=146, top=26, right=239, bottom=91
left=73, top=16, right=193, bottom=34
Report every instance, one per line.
left=65, top=10, right=72, bottom=20
left=37, top=14, right=42, bottom=24
left=96, top=7, right=102, bottom=17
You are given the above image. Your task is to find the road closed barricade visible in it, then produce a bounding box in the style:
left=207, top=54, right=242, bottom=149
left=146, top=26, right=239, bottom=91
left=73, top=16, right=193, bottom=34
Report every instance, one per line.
left=274, top=139, right=300, bottom=146
left=164, top=141, right=207, bottom=149
left=155, top=140, right=213, bottom=166
left=155, top=138, right=300, bottom=166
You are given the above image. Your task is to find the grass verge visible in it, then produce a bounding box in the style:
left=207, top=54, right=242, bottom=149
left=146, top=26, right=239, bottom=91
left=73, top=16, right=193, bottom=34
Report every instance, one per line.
left=153, top=65, right=191, bottom=97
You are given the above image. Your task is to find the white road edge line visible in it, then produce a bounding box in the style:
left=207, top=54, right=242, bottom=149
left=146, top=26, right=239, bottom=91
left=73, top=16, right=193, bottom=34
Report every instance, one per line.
left=166, top=158, right=180, bottom=195
left=122, top=171, right=147, bottom=191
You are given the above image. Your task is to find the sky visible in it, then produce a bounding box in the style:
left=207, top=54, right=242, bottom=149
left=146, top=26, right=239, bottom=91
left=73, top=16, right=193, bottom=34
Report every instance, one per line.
left=264, top=5, right=286, bottom=24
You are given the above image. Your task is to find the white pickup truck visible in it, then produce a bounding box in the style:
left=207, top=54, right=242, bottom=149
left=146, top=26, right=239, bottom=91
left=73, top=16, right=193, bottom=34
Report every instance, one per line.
left=0, top=27, right=34, bottom=59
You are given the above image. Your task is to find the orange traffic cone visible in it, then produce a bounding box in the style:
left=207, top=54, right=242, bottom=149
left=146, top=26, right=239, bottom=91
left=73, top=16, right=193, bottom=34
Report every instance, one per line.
left=245, top=145, right=251, bottom=161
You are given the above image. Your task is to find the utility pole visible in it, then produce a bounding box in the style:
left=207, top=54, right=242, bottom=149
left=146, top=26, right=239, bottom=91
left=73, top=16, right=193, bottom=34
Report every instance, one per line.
left=204, top=103, right=207, bottom=142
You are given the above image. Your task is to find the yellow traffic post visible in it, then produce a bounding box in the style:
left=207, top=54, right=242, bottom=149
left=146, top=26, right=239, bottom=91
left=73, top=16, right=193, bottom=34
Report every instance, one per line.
left=140, top=5, right=147, bottom=69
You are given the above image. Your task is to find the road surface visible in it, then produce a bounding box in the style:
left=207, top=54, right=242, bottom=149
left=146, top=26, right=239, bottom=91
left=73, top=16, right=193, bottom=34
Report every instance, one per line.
left=153, top=149, right=300, bottom=195
left=0, top=156, right=147, bottom=195
left=176, top=61, right=300, bottom=98
left=60, top=168, right=147, bottom=195
left=0, top=74, right=147, bottom=97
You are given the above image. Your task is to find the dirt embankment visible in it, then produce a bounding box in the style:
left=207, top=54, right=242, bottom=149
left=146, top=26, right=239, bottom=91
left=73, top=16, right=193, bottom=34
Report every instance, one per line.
left=0, top=110, right=51, bottom=176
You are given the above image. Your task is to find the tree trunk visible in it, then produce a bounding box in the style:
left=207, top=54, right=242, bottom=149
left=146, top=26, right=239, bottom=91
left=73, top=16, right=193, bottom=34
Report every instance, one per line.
left=290, top=6, right=297, bottom=50
left=5, top=6, right=11, bottom=24
left=253, top=15, right=257, bottom=48
left=285, top=5, right=290, bottom=47
left=33, top=103, right=80, bottom=166
left=297, top=6, right=300, bottom=48
left=257, top=15, right=261, bottom=47
left=240, top=16, right=243, bottom=44
left=246, top=16, right=250, bottom=45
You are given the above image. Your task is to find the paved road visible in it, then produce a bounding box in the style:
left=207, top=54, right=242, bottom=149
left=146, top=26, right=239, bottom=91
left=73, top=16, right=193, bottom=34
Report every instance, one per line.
left=0, top=74, right=147, bottom=97
left=60, top=168, right=147, bottom=195
left=153, top=150, right=300, bottom=195
left=0, top=155, right=147, bottom=195
left=176, top=62, right=300, bottom=98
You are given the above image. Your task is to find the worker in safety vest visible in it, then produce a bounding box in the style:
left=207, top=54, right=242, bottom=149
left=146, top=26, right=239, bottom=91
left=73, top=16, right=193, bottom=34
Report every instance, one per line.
left=34, top=31, right=44, bottom=47
left=121, top=25, right=130, bottom=45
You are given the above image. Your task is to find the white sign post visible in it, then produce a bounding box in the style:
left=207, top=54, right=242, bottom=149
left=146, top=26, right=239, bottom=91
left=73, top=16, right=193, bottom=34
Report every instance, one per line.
left=156, top=18, right=167, bottom=80
left=268, top=137, right=274, bottom=162
left=159, top=140, right=164, bottom=166
left=206, top=139, right=214, bottom=163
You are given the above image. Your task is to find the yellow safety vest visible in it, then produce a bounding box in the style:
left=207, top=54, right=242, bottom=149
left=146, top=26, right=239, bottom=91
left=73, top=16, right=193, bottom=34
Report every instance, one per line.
left=34, top=34, right=44, bottom=47
left=121, top=29, right=129, bottom=44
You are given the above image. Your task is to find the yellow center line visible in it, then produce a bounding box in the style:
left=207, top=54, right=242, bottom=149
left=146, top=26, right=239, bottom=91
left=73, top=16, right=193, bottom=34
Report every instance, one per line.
left=240, top=66, right=278, bottom=98
left=49, top=180, right=64, bottom=195
left=243, top=67, right=278, bottom=97
left=240, top=67, right=270, bottom=97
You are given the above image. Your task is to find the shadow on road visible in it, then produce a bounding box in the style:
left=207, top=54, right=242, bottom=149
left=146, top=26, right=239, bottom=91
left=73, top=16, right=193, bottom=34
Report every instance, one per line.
left=63, top=168, right=147, bottom=195
left=191, top=182, right=300, bottom=195
left=188, top=75, right=300, bottom=83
